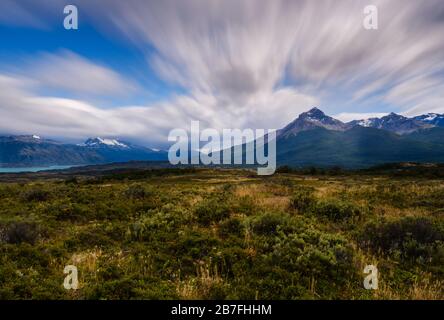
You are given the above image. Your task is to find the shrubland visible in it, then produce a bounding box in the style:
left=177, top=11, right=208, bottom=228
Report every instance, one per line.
left=0, top=168, right=442, bottom=299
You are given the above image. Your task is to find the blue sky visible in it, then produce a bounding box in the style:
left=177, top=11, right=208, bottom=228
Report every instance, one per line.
left=1, top=0, right=444, bottom=147
left=0, top=21, right=179, bottom=106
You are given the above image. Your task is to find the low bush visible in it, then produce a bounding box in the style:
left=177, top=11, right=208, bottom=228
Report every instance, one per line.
left=130, top=209, right=181, bottom=241
left=124, top=184, right=152, bottom=200
left=2, top=222, right=42, bottom=245
left=289, top=187, right=316, bottom=212
left=195, top=199, right=231, bottom=226
left=21, top=189, right=51, bottom=202
left=250, top=212, right=291, bottom=236
left=312, top=200, right=363, bottom=222
left=231, top=195, right=257, bottom=215
left=218, top=217, right=244, bottom=238
left=358, top=217, right=444, bottom=265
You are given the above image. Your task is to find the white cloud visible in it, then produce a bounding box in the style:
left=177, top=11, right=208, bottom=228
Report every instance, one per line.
left=385, top=75, right=444, bottom=116
left=0, top=73, right=316, bottom=146
left=7, top=50, right=140, bottom=98
left=83, top=0, right=444, bottom=115
left=334, top=112, right=388, bottom=123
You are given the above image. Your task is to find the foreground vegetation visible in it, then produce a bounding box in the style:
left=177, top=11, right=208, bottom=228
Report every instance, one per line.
left=0, top=168, right=443, bottom=299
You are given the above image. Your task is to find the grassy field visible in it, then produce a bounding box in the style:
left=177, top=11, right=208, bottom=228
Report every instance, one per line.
left=0, top=168, right=443, bottom=299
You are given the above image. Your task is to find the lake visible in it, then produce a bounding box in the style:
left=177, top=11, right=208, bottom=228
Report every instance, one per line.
left=0, top=165, right=74, bottom=173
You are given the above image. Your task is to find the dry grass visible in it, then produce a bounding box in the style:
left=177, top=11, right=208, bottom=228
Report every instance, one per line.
left=234, top=183, right=267, bottom=197
left=374, top=276, right=444, bottom=300
left=66, top=248, right=103, bottom=290
left=408, top=277, right=444, bottom=300
left=233, top=183, right=291, bottom=211
left=70, top=248, right=103, bottom=274
left=373, top=204, right=431, bottom=218
left=176, top=259, right=223, bottom=299
left=257, top=196, right=290, bottom=211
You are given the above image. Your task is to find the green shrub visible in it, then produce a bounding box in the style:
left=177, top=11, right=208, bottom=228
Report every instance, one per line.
left=290, top=188, right=316, bottom=212
left=251, top=212, right=291, bottom=236
left=195, top=199, right=231, bottom=226
left=50, top=203, right=88, bottom=222
left=3, top=222, right=42, bottom=245
left=169, top=231, right=221, bottom=275
left=124, top=184, right=151, bottom=200
left=85, top=276, right=177, bottom=299
left=358, top=217, right=444, bottom=265
left=21, top=189, right=50, bottom=202
left=64, top=227, right=114, bottom=249
left=232, top=195, right=257, bottom=215
left=235, top=226, right=357, bottom=299
left=312, top=200, right=362, bottom=222
left=270, top=228, right=355, bottom=277
left=218, top=217, right=244, bottom=238
left=130, top=210, right=179, bottom=241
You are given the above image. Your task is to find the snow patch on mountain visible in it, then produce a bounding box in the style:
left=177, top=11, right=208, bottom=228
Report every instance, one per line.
left=84, top=137, right=129, bottom=148
left=424, top=113, right=438, bottom=121
left=356, top=119, right=373, bottom=127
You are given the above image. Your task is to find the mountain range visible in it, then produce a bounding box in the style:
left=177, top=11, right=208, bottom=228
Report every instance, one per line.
left=278, top=108, right=444, bottom=136
left=275, top=108, right=444, bottom=168
left=0, top=135, right=167, bottom=167
left=2, top=108, right=444, bottom=168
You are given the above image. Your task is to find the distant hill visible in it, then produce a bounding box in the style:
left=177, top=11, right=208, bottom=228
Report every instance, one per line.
left=277, top=126, right=444, bottom=168
left=0, top=135, right=167, bottom=167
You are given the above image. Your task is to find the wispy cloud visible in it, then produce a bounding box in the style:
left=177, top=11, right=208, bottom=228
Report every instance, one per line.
left=0, top=0, right=49, bottom=29
left=0, top=72, right=317, bottom=146
left=13, top=50, right=140, bottom=98
left=334, top=112, right=388, bottom=123
left=92, top=0, right=444, bottom=113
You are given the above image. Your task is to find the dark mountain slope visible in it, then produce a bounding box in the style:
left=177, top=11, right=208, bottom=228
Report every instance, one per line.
left=0, top=136, right=101, bottom=167
left=276, top=126, right=444, bottom=168
left=404, top=127, right=444, bottom=146
left=0, top=136, right=167, bottom=167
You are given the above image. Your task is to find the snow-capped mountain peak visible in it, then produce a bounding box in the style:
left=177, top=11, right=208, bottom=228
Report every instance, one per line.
left=349, top=112, right=437, bottom=134
left=412, top=113, right=444, bottom=126
left=84, top=137, right=129, bottom=148
left=304, top=107, right=324, bottom=118
left=277, top=107, right=346, bottom=138
left=383, top=112, right=407, bottom=122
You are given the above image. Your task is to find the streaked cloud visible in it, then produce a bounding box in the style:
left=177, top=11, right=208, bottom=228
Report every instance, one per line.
left=15, top=50, right=140, bottom=98
left=334, top=112, right=388, bottom=123
left=0, top=73, right=317, bottom=146
left=0, top=0, right=48, bottom=29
